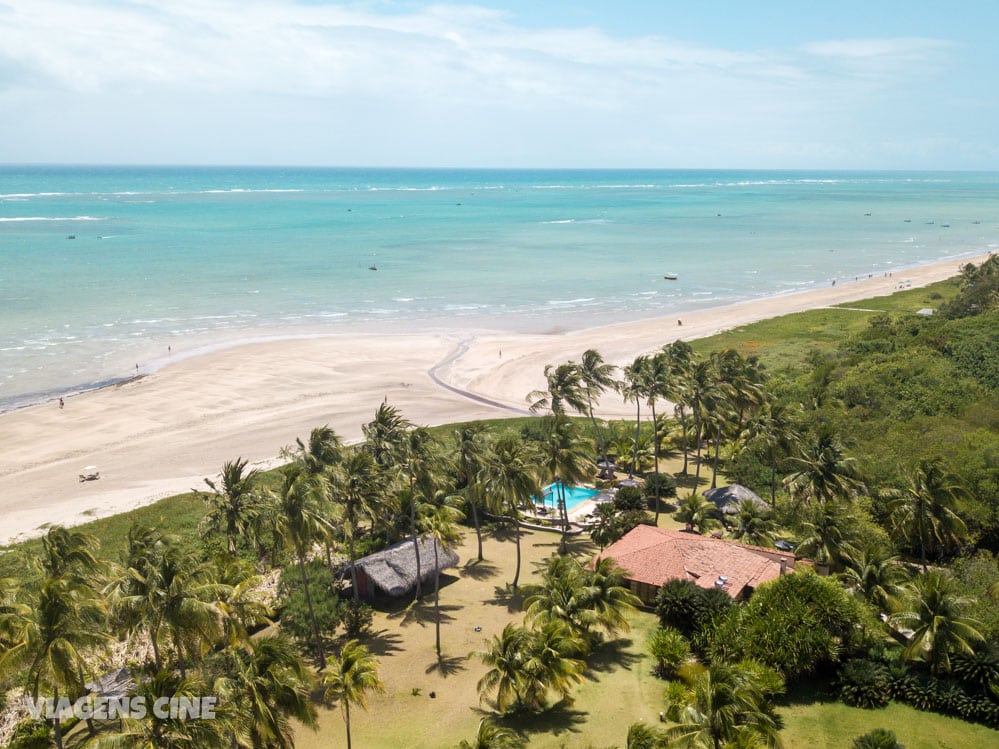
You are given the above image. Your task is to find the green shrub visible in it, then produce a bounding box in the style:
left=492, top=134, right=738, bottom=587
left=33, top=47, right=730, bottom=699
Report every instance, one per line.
left=278, top=560, right=345, bottom=654
left=851, top=728, right=904, bottom=749
left=614, top=486, right=646, bottom=512
left=838, top=659, right=891, bottom=709
left=647, top=626, right=690, bottom=679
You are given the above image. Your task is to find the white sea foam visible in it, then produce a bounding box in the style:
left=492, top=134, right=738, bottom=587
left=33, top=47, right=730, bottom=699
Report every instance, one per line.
left=0, top=215, right=106, bottom=222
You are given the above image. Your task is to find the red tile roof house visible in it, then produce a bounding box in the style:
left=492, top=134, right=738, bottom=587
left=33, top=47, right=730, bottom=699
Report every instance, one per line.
left=595, top=524, right=797, bottom=605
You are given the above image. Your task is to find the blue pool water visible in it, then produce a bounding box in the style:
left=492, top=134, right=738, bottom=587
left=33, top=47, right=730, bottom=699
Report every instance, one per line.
left=535, top=482, right=599, bottom=512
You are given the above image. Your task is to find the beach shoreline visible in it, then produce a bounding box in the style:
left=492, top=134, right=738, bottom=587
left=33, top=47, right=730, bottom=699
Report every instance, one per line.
left=0, top=251, right=991, bottom=546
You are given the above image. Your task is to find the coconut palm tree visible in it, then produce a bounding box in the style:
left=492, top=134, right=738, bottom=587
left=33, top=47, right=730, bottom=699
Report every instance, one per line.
left=420, top=500, right=465, bottom=658
left=272, top=466, right=333, bottom=669
left=84, top=668, right=231, bottom=749
left=730, top=499, right=778, bottom=548
left=363, top=401, right=412, bottom=468
left=783, top=430, right=865, bottom=509
left=292, top=424, right=343, bottom=476
left=480, top=435, right=541, bottom=592
left=476, top=623, right=532, bottom=714
left=885, top=458, right=969, bottom=573
left=37, top=526, right=101, bottom=583
left=520, top=620, right=586, bottom=710
left=687, top=356, right=725, bottom=487
left=662, top=341, right=695, bottom=476
left=620, top=355, right=649, bottom=478
left=323, top=639, right=385, bottom=749
left=675, top=494, right=721, bottom=535
left=892, top=570, right=984, bottom=676
left=642, top=352, right=672, bottom=522
left=582, top=556, right=642, bottom=640
left=577, top=348, right=617, bottom=466
left=455, top=423, right=491, bottom=561
left=457, top=717, right=521, bottom=749
left=527, top=362, right=588, bottom=417
left=839, top=545, right=908, bottom=614
left=538, top=415, right=592, bottom=554
left=328, top=448, right=383, bottom=607
left=0, top=576, right=110, bottom=749
left=200, top=457, right=264, bottom=556
left=740, top=401, right=801, bottom=508
left=214, top=634, right=318, bottom=749
left=796, top=501, right=857, bottom=573
left=664, top=660, right=784, bottom=749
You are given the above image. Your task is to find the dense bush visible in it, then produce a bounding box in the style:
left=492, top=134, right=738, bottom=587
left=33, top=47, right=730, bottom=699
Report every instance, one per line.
left=647, top=626, right=690, bottom=679
left=614, top=486, right=646, bottom=512
left=838, top=659, right=891, bottom=709
left=278, top=560, right=346, bottom=654
left=851, top=728, right=904, bottom=749
left=655, top=579, right=732, bottom=642
left=642, top=473, right=677, bottom=508
left=888, top=669, right=999, bottom=728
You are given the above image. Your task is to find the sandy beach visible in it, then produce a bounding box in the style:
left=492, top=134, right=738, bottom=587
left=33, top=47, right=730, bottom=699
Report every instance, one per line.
left=0, top=253, right=989, bottom=545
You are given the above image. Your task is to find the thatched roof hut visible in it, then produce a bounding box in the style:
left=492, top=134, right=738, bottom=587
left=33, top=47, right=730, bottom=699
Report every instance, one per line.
left=85, top=667, right=134, bottom=699
left=354, top=536, right=459, bottom=603
left=704, top=484, right=768, bottom=515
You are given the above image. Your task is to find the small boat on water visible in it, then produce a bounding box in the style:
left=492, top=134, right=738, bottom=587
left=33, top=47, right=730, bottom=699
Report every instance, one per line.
left=663, top=273, right=678, bottom=280
left=368, top=265, right=378, bottom=271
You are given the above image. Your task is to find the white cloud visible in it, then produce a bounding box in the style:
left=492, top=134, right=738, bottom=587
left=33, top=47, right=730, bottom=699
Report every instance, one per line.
left=0, top=1, right=979, bottom=167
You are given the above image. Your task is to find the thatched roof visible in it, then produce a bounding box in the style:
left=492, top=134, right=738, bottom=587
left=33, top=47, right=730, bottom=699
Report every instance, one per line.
left=86, top=667, right=134, bottom=699
left=355, top=536, right=459, bottom=598
left=704, top=484, right=768, bottom=515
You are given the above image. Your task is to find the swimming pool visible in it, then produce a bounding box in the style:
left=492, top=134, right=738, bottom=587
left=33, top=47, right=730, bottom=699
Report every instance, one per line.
left=534, top=482, right=599, bottom=513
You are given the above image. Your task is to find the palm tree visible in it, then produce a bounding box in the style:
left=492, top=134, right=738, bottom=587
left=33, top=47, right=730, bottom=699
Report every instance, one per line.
left=84, top=668, right=231, bottom=748
left=480, top=435, right=541, bottom=592
left=0, top=577, right=110, bottom=749
left=796, top=501, right=857, bottom=573
left=538, top=416, right=592, bottom=553
left=783, top=430, right=864, bottom=508
left=402, top=426, right=443, bottom=601
left=662, top=341, right=695, bottom=476
left=675, top=494, right=721, bottom=535
left=215, top=634, right=318, bottom=749
left=362, top=401, right=412, bottom=467
left=329, top=448, right=383, bottom=606
left=740, top=401, right=801, bottom=508
left=664, top=661, right=784, bottom=749
left=200, top=457, right=263, bottom=556
left=643, top=352, right=671, bottom=522
left=621, top=355, right=649, bottom=478
left=730, top=499, right=778, bottom=547
left=476, top=623, right=532, bottom=714
left=420, top=500, right=465, bottom=658
left=37, top=525, right=101, bottom=582
left=520, top=620, right=586, bottom=710
left=292, top=424, right=343, bottom=476
left=885, top=458, right=969, bottom=573
left=892, top=570, right=984, bottom=676
left=688, top=356, right=724, bottom=487
left=577, top=348, right=617, bottom=467
left=839, top=545, right=908, bottom=614
left=272, top=466, right=333, bottom=669
left=527, top=362, right=588, bottom=417
left=323, top=639, right=385, bottom=749
left=457, top=717, right=521, bottom=749
left=455, top=423, right=491, bottom=561
left=582, top=556, right=642, bottom=639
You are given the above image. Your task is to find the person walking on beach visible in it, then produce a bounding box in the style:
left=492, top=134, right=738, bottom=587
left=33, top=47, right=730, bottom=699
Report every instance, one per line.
left=59, top=397, right=64, bottom=409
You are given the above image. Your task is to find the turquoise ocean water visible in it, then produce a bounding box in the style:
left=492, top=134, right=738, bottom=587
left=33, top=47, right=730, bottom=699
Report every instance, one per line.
left=1, top=166, right=997, bottom=411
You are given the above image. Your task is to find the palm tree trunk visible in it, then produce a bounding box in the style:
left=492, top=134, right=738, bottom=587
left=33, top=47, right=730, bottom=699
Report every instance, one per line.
left=711, top=421, right=722, bottom=489
left=345, top=697, right=352, bottom=749
left=298, top=551, right=327, bottom=670
left=679, top=405, right=690, bottom=475
left=434, top=545, right=442, bottom=657
left=587, top=399, right=608, bottom=466
left=53, top=686, right=64, bottom=749
left=511, top=513, right=522, bottom=593
left=770, top=451, right=777, bottom=509
left=694, top=412, right=704, bottom=485
left=652, top=402, right=661, bottom=523
left=631, top=401, right=641, bottom=477
left=558, top=480, right=569, bottom=555
left=469, top=491, right=484, bottom=562
left=409, top=477, right=423, bottom=601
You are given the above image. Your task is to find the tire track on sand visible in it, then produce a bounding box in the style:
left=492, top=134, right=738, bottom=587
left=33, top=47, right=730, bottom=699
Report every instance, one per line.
left=428, top=338, right=530, bottom=415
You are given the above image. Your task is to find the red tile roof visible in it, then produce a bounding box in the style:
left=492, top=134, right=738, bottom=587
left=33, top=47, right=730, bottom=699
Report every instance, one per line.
left=596, top=525, right=794, bottom=598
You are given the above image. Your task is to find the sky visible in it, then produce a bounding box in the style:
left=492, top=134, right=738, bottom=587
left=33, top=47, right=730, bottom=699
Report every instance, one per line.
left=1, top=0, right=997, bottom=169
